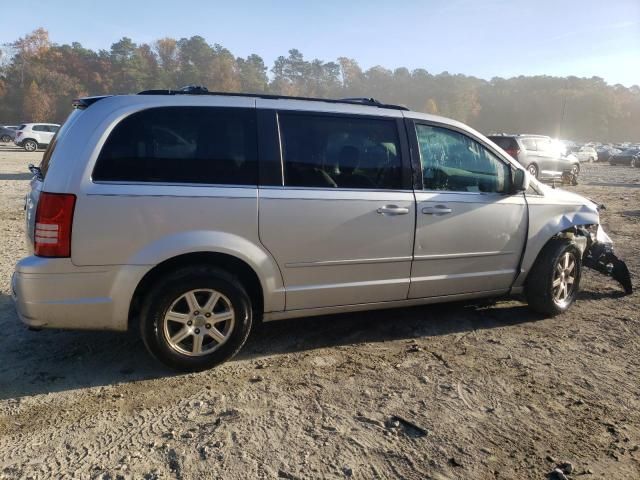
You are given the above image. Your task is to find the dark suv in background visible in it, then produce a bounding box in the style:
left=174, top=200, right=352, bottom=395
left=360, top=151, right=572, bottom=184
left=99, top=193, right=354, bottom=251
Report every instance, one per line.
left=488, top=134, right=580, bottom=181
left=0, top=125, right=19, bottom=143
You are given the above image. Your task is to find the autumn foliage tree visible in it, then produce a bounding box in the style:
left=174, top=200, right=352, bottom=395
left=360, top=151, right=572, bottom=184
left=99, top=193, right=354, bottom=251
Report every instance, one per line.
left=0, top=28, right=639, bottom=142
left=22, top=81, right=52, bottom=122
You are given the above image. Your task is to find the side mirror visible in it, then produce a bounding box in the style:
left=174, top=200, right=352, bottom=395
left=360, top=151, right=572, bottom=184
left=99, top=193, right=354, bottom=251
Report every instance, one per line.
left=511, top=168, right=529, bottom=193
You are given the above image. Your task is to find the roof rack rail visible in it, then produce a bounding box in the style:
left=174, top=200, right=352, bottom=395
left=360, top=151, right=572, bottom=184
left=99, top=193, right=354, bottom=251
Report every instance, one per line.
left=137, top=86, right=410, bottom=111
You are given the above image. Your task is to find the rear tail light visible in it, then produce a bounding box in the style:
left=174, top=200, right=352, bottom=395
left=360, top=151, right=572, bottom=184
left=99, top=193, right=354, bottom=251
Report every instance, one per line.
left=34, top=192, right=76, bottom=257
left=505, top=148, right=520, bottom=159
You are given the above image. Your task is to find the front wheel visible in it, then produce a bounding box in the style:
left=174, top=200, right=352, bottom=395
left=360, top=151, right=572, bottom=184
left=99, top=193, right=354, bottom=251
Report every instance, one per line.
left=571, top=163, right=580, bottom=175
left=631, top=158, right=637, bottom=168
left=23, top=140, right=37, bottom=152
left=140, top=266, right=253, bottom=371
left=0, top=135, right=11, bottom=143
left=526, top=239, right=582, bottom=316
left=527, top=163, right=538, bottom=178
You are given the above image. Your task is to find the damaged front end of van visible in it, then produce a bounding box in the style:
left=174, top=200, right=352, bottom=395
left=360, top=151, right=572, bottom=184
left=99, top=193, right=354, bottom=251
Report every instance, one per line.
left=580, top=223, right=632, bottom=294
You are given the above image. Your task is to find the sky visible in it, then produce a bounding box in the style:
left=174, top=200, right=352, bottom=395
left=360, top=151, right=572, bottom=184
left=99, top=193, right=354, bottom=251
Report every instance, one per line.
left=1, top=0, right=639, bottom=86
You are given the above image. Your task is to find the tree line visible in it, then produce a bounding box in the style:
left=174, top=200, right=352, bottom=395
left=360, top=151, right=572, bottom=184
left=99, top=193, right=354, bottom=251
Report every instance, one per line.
left=1, top=28, right=639, bottom=142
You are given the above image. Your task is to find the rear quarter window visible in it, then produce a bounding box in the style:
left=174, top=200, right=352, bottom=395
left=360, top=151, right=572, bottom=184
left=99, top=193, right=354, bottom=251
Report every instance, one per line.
left=93, top=107, right=258, bottom=185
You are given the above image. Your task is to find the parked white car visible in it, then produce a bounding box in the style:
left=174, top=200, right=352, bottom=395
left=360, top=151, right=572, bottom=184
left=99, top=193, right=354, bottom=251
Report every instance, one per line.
left=14, top=123, right=60, bottom=151
left=575, top=146, right=598, bottom=163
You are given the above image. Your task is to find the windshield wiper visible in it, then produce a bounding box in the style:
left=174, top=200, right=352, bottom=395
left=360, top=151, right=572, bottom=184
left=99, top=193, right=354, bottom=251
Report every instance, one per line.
left=28, top=164, right=43, bottom=180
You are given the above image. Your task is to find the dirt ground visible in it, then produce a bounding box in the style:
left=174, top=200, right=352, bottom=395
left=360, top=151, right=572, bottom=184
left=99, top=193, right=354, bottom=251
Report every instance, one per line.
left=0, top=144, right=638, bottom=480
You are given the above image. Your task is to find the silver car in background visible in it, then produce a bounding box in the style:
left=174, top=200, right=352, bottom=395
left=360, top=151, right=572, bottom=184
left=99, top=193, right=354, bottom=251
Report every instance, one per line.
left=12, top=88, right=632, bottom=371
left=488, top=134, right=581, bottom=181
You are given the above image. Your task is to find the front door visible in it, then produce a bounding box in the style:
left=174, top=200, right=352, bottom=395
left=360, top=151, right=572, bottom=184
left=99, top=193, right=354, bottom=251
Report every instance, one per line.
left=407, top=121, right=528, bottom=299
left=259, top=110, right=415, bottom=311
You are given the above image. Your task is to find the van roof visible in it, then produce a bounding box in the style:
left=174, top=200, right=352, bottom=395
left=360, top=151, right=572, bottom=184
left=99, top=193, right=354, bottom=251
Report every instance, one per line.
left=74, top=85, right=410, bottom=112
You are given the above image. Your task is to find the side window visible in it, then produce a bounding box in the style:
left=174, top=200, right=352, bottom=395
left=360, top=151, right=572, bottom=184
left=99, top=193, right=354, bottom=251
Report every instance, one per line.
left=415, top=124, right=511, bottom=193
left=521, top=138, right=537, bottom=151
left=33, top=125, right=46, bottom=132
left=535, top=138, right=551, bottom=152
left=93, top=107, right=257, bottom=185
left=279, top=113, right=403, bottom=189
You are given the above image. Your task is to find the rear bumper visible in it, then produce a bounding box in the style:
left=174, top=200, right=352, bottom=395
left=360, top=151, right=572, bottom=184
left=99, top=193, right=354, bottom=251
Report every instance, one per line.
left=12, top=256, right=149, bottom=331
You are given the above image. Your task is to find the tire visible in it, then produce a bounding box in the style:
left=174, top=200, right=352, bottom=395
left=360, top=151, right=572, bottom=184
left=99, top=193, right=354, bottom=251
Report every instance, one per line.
left=23, top=140, right=37, bottom=152
left=0, top=135, right=10, bottom=143
left=588, top=156, right=594, bottom=163
left=527, top=163, right=538, bottom=178
left=631, top=158, right=637, bottom=168
left=525, top=239, right=582, bottom=316
left=139, top=266, right=253, bottom=371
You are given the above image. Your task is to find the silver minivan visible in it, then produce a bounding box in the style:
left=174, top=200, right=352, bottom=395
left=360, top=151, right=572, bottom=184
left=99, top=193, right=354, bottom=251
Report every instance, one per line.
left=12, top=89, right=631, bottom=371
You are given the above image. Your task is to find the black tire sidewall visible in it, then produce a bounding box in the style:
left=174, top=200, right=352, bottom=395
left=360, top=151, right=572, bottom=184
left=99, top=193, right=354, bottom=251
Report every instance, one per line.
left=24, top=140, right=37, bottom=151
left=528, top=164, right=538, bottom=178
left=140, top=268, right=252, bottom=371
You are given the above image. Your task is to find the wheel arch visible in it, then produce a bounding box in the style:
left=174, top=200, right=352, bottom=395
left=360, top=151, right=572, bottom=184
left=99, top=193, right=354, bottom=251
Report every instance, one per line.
left=512, top=205, right=599, bottom=290
left=128, top=251, right=267, bottom=331
left=526, top=162, right=539, bottom=176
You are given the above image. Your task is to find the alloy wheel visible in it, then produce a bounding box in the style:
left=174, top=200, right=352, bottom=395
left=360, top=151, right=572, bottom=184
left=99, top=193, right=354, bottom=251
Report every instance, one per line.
left=552, top=252, right=577, bottom=307
left=162, top=288, right=235, bottom=357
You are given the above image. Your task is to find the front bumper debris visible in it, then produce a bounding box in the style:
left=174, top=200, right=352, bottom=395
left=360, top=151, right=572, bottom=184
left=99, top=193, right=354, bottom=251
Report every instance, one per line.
left=580, top=225, right=632, bottom=294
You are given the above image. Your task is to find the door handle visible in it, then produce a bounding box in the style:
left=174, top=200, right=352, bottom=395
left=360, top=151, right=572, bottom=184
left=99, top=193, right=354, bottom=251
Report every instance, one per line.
left=377, top=205, right=409, bottom=215
left=422, top=205, right=452, bottom=215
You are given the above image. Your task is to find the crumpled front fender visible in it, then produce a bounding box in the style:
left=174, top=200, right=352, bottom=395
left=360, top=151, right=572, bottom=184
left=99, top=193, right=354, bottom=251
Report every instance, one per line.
left=514, top=201, right=600, bottom=289
left=581, top=225, right=633, bottom=294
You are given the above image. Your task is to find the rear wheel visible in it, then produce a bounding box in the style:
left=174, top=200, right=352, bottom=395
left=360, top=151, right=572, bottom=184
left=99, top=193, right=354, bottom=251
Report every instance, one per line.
left=526, top=239, right=581, bottom=316
left=140, top=266, right=253, bottom=371
left=23, top=140, right=37, bottom=152
left=527, top=163, right=538, bottom=178
left=631, top=158, right=637, bottom=168
left=571, top=163, right=580, bottom=176
left=588, top=156, right=594, bottom=163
